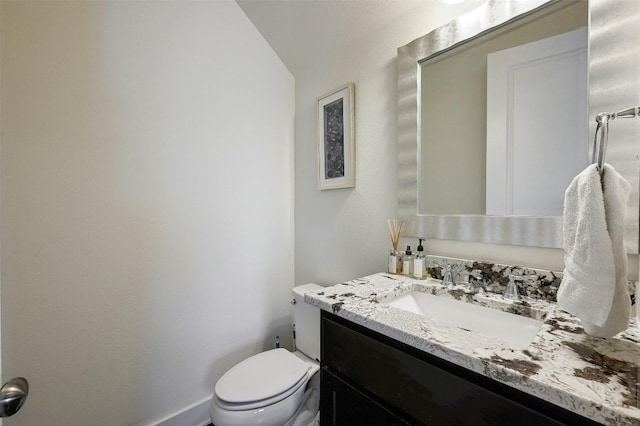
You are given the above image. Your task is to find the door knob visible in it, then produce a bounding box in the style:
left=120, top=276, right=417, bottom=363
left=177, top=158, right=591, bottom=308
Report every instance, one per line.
left=0, top=377, right=28, bottom=417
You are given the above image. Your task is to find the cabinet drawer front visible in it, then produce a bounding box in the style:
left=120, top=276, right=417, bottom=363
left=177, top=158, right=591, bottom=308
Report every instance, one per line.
left=322, top=312, right=564, bottom=426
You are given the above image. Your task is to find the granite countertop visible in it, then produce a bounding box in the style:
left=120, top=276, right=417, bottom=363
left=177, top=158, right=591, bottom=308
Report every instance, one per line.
left=306, top=272, right=640, bottom=425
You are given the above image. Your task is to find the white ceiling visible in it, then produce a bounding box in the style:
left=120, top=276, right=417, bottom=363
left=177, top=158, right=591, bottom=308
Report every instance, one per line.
left=236, top=0, right=438, bottom=76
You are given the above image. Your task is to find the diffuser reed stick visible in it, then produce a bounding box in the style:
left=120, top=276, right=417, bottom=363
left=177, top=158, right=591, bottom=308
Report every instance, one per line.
left=387, top=218, right=404, bottom=251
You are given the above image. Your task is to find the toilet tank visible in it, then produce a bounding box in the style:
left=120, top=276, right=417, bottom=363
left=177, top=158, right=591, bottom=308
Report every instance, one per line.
left=292, top=283, right=323, bottom=362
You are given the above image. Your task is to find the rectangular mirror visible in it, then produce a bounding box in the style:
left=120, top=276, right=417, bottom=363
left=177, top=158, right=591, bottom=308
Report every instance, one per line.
left=398, top=0, right=639, bottom=253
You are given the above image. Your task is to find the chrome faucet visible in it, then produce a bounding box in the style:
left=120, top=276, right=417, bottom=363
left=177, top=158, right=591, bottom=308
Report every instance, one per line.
left=504, top=274, right=538, bottom=301
left=465, top=269, right=486, bottom=294
left=436, top=262, right=456, bottom=288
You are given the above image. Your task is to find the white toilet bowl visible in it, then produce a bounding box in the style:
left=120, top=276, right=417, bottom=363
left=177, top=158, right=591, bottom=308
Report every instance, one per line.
left=210, top=349, right=319, bottom=426
left=210, top=284, right=323, bottom=426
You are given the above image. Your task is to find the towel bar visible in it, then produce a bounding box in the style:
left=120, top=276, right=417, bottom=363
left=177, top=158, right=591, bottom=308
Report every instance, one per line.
left=592, top=106, right=640, bottom=175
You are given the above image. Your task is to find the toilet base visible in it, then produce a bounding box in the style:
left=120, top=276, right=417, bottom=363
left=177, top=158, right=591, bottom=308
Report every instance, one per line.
left=284, top=372, right=320, bottom=426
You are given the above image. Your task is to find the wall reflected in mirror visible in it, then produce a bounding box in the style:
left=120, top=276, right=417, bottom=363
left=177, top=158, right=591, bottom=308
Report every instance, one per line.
left=420, top=1, right=588, bottom=216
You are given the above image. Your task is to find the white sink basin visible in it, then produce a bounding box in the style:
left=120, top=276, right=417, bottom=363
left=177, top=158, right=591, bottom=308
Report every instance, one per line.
left=382, top=291, right=543, bottom=349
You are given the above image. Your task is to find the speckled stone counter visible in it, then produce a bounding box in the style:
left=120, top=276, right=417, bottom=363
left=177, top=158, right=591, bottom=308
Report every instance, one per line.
left=306, top=272, right=640, bottom=425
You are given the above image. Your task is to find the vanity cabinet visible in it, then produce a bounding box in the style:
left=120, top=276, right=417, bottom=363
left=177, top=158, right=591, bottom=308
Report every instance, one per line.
left=320, top=311, right=600, bottom=426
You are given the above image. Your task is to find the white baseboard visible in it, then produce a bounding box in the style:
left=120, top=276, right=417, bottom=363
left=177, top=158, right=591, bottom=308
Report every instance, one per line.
left=142, top=396, right=212, bottom=426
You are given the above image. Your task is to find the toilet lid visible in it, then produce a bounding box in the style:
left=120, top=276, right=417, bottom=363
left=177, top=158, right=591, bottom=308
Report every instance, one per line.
left=215, top=348, right=311, bottom=404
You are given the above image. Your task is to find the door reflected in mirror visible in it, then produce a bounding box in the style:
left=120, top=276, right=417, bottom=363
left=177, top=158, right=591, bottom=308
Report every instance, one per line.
left=420, top=1, right=588, bottom=216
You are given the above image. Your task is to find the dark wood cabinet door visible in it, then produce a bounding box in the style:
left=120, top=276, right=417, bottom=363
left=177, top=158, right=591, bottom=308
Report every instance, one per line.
left=320, top=367, right=413, bottom=426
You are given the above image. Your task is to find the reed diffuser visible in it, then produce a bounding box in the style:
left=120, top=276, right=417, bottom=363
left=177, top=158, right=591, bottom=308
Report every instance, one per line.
left=387, top=219, right=404, bottom=274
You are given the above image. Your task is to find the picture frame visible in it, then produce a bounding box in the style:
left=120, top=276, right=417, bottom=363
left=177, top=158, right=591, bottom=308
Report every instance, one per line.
left=316, top=82, right=355, bottom=190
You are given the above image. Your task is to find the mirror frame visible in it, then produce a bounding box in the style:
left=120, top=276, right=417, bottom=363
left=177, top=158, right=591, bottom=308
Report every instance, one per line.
left=397, top=0, right=569, bottom=248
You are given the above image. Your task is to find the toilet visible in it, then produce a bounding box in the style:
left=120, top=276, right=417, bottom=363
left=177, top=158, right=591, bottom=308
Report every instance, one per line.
left=210, top=283, right=322, bottom=426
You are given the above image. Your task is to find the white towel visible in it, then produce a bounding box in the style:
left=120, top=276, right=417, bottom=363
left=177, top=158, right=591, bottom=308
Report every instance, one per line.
left=557, top=163, right=631, bottom=337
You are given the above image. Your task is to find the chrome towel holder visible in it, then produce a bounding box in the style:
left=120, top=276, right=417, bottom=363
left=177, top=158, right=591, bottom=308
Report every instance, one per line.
left=592, top=106, right=640, bottom=175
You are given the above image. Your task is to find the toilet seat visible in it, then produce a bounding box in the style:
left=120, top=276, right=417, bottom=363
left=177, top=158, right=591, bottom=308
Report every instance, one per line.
left=215, top=373, right=308, bottom=411
left=215, top=348, right=312, bottom=410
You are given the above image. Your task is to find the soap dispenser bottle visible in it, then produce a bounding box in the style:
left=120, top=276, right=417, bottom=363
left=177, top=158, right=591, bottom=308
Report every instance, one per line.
left=402, top=246, right=413, bottom=276
left=413, top=239, right=427, bottom=280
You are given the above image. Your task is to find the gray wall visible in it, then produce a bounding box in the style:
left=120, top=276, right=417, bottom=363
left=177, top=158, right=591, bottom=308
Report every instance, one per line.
left=1, top=1, right=294, bottom=424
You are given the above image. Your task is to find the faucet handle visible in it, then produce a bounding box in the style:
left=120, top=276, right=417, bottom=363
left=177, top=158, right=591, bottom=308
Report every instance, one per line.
left=433, top=261, right=450, bottom=274
left=504, top=274, right=538, bottom=300
left=435, top=261, right=456, bottom=288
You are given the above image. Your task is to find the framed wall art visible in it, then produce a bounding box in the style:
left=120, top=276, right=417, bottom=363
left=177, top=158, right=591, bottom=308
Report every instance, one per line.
left=316, top=82, right=355, bottom=190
